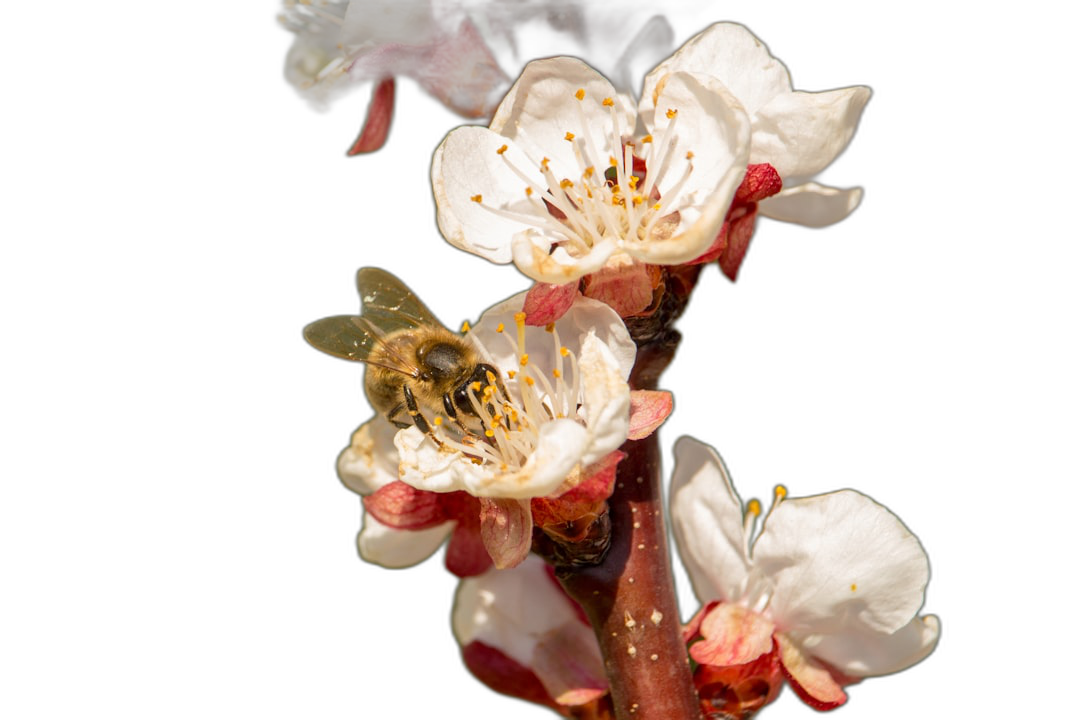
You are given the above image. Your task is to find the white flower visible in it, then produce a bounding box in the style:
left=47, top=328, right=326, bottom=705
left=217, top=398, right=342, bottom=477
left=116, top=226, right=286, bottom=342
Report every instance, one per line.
left=670, top=437, right=939, bottom=709
left=453, top=555, right=607, bottom=707
left=432, top=56, right=750, bottom=283
left=337, top=417, right=455, bottom=569
left=396, top=291, right=635, bottom=500
left=642, top=23, right=871, bottom=228
left=280, top=0, right=436, bottom=111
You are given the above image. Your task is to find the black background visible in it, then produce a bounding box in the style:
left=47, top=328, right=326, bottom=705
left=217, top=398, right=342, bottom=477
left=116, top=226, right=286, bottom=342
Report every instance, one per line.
left=198, top=4, right=989, bottom=716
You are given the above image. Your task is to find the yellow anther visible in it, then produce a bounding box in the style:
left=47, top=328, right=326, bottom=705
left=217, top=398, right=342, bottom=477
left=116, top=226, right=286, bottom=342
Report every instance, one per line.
left=746, top=498, right=762, bottom=517
left=460, top=320, right=470, bottom=332
left=774, top=484, right=788, bottom=500
left=652, top=202, right=662, bottom=211
left=507, top=370, right=516, bottom=379
left=519, top=353, right=529, bottom=366
left=560, top=178, right=574, bottom=189
left=486, top=370, right=496, bottom=384
left=575, top=88, right=585, bottom=101
left=553, top=369, right=562, bottom=378
left=470, top=456, right=483, bottom=465
left=485, top=428, right=495, bottom=438
left=609, top=156, right=618, bottom=167
left=686, top=151, right=695, bottom=160
left=559, top=346, right=569, bottom=357
left=628, top=175, right=639, bottom=190
left=584, top=166, right=595, bottom=178
left=433, top=416, right=443, bottom=426
left=514, top=312, right=526, bottom=326
left=602, top=97, right=614, bottom=107
left=666, top=108, right=678, bottom=119
left=496, top=144, right=508, bottom=155
left=564, top=131, right=575, bottom=142
left=525, top=187, right=533, bottom=196
left=850, top=583, right=858, bottom=592
left=545, top=322, right=555, bottom=333
left=632, top=196, right=644, bottom=206
left=495, top=322, right=505, bottom=333
left=525, top=376, right=535, bottom=386
left=470, top=381, right=482, bottom=391
left=641, top=134, right=653, bottom=144
left=541, top=157, right=550, bottom=170
left=470, top=194, right=483, bottom=203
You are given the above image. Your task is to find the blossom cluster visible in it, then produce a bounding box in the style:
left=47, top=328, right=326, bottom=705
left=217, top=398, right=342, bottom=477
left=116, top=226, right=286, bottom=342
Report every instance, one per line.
left=294, top=9, right=936, bottom=720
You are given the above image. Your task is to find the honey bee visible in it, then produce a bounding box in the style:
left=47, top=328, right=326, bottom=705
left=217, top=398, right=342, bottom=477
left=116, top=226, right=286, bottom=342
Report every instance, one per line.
left=304, top=267, right=502, bottom=439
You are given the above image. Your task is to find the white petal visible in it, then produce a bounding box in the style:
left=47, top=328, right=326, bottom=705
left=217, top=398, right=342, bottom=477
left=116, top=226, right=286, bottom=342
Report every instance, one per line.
left=628, top=71, right=750, bottom=265
left=356, top=513, right=453, bottom=569
left=641, top=23, right=791, bottom=118
left=578, top=333, right=631, bottom=466
left=489, top=57, right=631, bottom=171
left=602, top=14, right=674, bottom=95
left=758, top=182, right=863, bottom=227
left=750, top=86, right=871, bottom=182
left=511, top=231, right=616, bottom=284
left=337, top=417, right=399, bottom=495
left=452, top=555, right=581, bottom=666
left=469, top=293, right=635, bottom=383
left=669, top=437, right=752, bottom=604
left=752, top=490, right=930, bottom=636
left=432, top=126, right=530, bottom=264
left=801, top=615, right=941, bottom=678
left=341, top=0, right=434, bottom=56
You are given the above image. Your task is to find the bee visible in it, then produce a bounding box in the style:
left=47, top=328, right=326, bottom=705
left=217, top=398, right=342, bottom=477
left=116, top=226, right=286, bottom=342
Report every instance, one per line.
left=304, top=267, right=502, bottom=440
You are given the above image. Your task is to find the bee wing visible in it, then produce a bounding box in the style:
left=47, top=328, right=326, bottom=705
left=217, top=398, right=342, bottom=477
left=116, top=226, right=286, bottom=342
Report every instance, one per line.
left=355, top=267, right=442, bottom=332
left=302, top=314, right=420, bottom=376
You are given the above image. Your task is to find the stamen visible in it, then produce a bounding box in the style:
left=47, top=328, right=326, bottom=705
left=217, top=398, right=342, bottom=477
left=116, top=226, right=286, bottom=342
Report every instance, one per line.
left=496, top=144, right=508, bottom=155
left=575, top=88, right=585, bottom=101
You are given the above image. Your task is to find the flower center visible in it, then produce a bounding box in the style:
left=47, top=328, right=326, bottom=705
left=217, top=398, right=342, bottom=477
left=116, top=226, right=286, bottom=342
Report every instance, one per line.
left=471, top=89, right=695, bottom=255
left=739, top=485, right=789, bottom=613
left=431, top=313, right=582, bottom=473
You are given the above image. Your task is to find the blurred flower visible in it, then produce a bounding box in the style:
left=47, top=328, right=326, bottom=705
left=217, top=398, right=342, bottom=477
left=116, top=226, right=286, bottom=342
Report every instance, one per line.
left=644, top=22, right=871, bottom=279
left=453, top=555, right=608, bottom=711
left=279, top=0, right=499, bottom=154
left=670, top=437, right=939, bottom=714
left=432, top=56, right=750, bottom=284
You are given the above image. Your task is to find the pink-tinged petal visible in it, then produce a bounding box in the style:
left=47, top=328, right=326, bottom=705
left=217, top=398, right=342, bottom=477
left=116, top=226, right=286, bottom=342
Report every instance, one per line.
left=758, top=182, right=864, bottom=227
left=444, top=495, right=492, bottom=578
left=642, top=23, right=791, bottom=118
left=461, top=641, right=561, bottom=711
left=418, top=18, right=507, bottom=118
left=734, top=163, right=783, bottom=205
left=776, top=634, right=848, bottom=710
left=719, top=205, right=760, bottom=282
left=532, top=450, right=623, bottom=541
left=627, top=390, right=673, bottom=440
left=753, top=489, right=930, bottom=636
left=581, top=256, right=657, bottom=318
left=690, top=603, right=775, bottom=667
left=806, top=614, right=941, bottom=678
left=670, top=437, right=752, bottom=603
left=479, top=497, right=533, bottom=569
left=355, top=513, right=452, bottom=569
left=532, top=623, right=609, bottom=705
left=346, top=77, right=395, bottom=155
left=694, top=640, right=784, bottom=719
left=522, top=281, right=579, bottom=326
left=751, top=86, right=871, bottom=183
left=362, top=480, right=448, bottom=530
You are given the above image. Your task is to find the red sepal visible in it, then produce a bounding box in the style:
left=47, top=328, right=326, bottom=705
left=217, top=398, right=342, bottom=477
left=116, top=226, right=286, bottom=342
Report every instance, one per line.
left=523, top=281, right=580, bottom=325
left=346, top=78, right=395, bottom=155
left=362, top=480, right=447, bottom=530
left=461, top=641, right=561, bottom=711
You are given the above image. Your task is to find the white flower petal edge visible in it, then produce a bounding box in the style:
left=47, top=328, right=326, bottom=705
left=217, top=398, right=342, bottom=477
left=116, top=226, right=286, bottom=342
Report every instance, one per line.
left=433, top=57, right=750, bottom=282
left=453, top=555, right=607, bottom=703
left=282, top=0, right=434, bottom=111
left=670, top=436, right=939, bottom=681
left=758, top=182, right=864, bottom=228
left=397, top=293, right=633, bottom=499
left=642, top=22, right=869, bottom=227
left=337, top=417, right=452, bottom=567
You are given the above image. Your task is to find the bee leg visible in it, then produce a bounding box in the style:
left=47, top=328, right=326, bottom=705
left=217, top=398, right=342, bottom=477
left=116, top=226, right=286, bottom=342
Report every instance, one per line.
left=386, top=403, right=412, bottom=430
left=403, top=384, right=444, bottom=448
left=443, top=393, right=474, bottom=437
